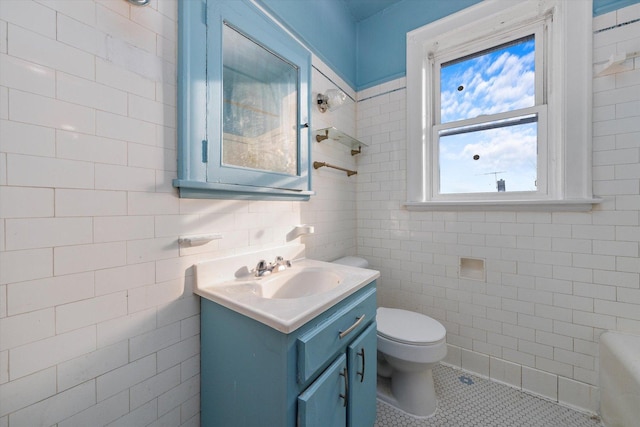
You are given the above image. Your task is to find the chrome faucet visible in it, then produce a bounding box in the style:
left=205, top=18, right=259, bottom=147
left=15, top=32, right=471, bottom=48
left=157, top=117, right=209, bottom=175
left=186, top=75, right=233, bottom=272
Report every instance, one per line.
left=254, top=260, right=270, bottom=277
left=254, top=256, right=292, bottom=277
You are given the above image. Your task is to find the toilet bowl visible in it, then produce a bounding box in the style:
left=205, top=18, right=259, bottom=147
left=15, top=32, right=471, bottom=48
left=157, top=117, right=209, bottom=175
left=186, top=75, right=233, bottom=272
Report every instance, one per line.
left=332, top=256, right=447, bottom=418
left=377, top=307, right=446, bottom=417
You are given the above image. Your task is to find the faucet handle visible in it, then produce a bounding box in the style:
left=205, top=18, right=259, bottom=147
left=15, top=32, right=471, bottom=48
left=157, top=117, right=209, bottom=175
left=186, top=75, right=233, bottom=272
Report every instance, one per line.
left=254, top=260, right=269, bottom=277
left=272, top=256, right=291, bottom=272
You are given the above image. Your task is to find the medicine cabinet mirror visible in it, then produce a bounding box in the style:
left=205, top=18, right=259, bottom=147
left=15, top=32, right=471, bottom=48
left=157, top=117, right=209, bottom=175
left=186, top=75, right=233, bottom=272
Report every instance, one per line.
left=175, top=0, right=313, bottom=200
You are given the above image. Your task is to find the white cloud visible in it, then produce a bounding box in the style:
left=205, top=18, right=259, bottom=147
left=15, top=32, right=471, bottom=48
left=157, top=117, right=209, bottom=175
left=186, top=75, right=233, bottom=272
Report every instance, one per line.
left=440, top=43, right=535, bottom=123
left=439, top=124, right=538, bottom=193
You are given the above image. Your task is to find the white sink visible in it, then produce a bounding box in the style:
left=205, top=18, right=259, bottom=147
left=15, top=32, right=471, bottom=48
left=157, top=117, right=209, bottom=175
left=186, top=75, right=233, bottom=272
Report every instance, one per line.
left=254, top=267, right=342, bottom=299
left=194, top=244, right=380, bottom=333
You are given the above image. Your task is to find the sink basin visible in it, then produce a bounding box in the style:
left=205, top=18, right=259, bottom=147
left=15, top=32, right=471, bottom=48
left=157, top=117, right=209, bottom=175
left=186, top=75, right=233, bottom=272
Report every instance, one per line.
left=194, top=244, right=380, bottom=333
left=253, top=268, right=342, bottom=299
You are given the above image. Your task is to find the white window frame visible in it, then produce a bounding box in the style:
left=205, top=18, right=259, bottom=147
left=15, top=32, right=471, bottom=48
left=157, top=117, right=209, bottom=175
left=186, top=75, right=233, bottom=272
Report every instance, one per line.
left=406, top=0, right=600, bottom=211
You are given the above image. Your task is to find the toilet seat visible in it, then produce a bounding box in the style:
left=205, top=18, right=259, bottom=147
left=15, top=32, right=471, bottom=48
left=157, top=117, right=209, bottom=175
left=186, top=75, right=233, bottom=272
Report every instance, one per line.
left=377, top=307, right=446, bottom=345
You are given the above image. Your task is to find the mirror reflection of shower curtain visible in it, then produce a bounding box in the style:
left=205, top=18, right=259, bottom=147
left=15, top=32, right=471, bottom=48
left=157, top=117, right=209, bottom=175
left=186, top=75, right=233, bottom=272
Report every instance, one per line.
left=222, top=24, right=298, bottom=176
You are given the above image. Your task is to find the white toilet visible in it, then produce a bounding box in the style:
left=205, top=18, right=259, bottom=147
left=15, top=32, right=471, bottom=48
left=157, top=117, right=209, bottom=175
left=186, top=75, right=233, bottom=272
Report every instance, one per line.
left=332, top=256, right=447, bottom=418
left=376, top=307, right=447, bottom=417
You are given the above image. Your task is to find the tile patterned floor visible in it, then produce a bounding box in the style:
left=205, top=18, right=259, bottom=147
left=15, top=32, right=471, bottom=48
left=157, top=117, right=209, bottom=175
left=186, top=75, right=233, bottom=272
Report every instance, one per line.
left=375, top=365, right=603, bottom=427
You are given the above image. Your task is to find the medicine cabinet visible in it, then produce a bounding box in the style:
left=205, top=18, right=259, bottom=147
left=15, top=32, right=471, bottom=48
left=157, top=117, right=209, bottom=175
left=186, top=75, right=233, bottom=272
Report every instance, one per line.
left=174, top=0, right=313, bottom=200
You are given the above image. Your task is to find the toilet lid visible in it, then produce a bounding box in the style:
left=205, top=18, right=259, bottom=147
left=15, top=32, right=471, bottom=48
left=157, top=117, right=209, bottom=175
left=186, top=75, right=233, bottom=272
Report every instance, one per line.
left=377, top=307, right=446, bottom=345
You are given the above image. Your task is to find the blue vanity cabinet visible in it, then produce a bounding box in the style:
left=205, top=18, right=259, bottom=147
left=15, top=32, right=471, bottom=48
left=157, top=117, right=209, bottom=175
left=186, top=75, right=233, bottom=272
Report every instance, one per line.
left=200, top=282, right=377, bottom=427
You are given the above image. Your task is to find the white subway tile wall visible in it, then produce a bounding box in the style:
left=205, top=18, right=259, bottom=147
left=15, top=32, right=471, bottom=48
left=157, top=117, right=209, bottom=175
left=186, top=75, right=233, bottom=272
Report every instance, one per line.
left=357, top=3, right=640, bottom=414
left=1, top=0, right=638, bottom=423
left=0, top=0, right=357, bottom=425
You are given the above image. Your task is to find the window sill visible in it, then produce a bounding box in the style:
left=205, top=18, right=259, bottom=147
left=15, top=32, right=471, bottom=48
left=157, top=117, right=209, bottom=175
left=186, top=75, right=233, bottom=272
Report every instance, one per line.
left=404, top=198, right=602, bottom=212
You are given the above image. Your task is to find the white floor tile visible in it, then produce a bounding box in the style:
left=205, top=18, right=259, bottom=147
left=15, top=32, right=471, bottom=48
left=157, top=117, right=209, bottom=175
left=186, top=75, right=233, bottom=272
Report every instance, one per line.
left=374, top=365, right=601, bottom=427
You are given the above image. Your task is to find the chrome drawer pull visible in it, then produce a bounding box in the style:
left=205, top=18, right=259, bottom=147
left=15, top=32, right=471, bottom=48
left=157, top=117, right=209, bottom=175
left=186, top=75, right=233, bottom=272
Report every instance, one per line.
left=357, top=348, right=365, bottom=382
left=339, top=314, right=365, bottom=339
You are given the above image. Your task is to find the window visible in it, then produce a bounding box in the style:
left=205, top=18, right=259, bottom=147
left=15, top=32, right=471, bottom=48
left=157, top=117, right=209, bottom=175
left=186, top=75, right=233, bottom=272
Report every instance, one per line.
left=437, top=33, right=542, bottom=195
left=406, top=0, right=599, bottom=210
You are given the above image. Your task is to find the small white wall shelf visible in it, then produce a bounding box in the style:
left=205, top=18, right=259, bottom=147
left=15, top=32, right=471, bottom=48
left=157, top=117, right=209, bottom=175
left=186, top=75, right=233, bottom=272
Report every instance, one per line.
left=286, top=224, right=315, bottom=241
left=596, top=51, right=640, bottom=76
left=178, top=233, right=222, bottom=247
left=314, top=127, right=367, bottom=156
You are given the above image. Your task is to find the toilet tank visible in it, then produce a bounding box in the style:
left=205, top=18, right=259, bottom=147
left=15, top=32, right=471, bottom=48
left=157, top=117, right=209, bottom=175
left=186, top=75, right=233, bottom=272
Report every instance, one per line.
left=332, top=256, right=369, bottom=268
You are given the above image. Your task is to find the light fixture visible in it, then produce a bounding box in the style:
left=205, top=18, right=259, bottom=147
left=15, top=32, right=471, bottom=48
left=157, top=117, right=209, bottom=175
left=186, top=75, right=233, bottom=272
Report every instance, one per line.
left=317, top=89, right=347, bottom=113
left=126, top=0, right=150, bottom=6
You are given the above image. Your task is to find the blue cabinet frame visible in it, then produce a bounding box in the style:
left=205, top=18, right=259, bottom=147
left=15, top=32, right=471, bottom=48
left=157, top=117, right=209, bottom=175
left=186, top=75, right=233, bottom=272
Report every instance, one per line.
left=174, top=0, right=313, bottom=200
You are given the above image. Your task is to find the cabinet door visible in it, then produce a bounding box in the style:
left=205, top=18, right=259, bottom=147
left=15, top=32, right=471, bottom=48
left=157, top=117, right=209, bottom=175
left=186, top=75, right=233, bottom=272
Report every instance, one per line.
left=298, top=354, right=348, bottom=427
left=347, top=323, right=377, bottom=427
left=175, top=0, right=312, bottom=200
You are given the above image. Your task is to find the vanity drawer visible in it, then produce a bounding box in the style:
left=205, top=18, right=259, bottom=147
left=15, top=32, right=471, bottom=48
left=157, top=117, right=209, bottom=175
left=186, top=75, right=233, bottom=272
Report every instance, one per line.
left=296, top=287, right=376, bottom=384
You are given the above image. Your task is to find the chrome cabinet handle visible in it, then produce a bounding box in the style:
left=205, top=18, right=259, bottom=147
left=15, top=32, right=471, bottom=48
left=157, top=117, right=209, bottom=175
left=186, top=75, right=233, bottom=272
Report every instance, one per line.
left=356, top=348, right=365, bottom=383
left=339, top=314, right=365, bottom=339
left=339, top=367, right=349, bottom=407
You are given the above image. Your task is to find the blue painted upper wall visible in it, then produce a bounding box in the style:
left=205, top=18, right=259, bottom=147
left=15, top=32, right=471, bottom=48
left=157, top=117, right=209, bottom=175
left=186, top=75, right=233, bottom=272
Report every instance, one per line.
left=356, top=0, right=481, bottom=89
left=594, top=0, right=640, bottom=15
left=258, top=0, right=640, bottom=91
left=258, top=0, right=358, bottom=88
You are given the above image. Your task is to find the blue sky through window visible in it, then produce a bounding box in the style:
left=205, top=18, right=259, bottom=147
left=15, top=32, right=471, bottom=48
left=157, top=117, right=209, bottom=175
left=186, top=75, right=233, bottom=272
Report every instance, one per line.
left=438, top=37, right=537, bottom=194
